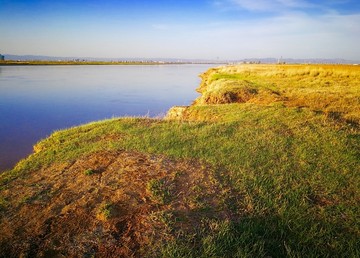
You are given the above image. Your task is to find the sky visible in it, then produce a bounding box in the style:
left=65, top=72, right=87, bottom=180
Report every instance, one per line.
left=0, top=0, right=360, bottom=60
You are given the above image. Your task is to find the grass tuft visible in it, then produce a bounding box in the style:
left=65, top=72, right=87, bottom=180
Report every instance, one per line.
left=147, top=178, right=172, bottom=205
left=97, top=202, right=114, bottom=220
left=84, top=169, right=96, bottom=176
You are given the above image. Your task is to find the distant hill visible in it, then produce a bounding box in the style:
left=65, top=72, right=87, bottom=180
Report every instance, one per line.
left=239, top=57, right=360, bottom=64
left=3, top=54, right=359, bottom=64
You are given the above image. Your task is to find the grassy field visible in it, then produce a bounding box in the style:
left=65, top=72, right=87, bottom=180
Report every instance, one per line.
left=0, top=64, right=359, bottom=257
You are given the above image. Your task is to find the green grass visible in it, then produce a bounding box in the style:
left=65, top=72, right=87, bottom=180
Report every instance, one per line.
left=147, top=178, right=172, bottom=205
left=84, top=169, right=96, bottom=176
left=3, top=106, right=358, bottom=256
left=1, top=64, right=359, bottom=257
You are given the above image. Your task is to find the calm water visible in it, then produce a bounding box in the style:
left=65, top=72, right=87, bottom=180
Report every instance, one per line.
left=0, top=64, right=214, bottom=171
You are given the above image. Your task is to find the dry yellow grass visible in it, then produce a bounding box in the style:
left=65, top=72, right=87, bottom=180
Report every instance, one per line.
left=193, top=64, right=360, bottom=123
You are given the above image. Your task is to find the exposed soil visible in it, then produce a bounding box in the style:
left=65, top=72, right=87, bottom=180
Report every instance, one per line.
left=0, top=150, right=237, bottom=257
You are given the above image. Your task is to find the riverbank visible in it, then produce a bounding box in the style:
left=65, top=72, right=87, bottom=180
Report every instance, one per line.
left=0, top=64, right=359, bottom=257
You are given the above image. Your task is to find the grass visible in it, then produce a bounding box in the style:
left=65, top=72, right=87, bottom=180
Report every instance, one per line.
left=147, top=178, right=172, bottom=205
left=1, top=64, right=359, bottom=257
left=84, top=169, right=96, bottom=176
left=196, top=64, right=360, bottom=123
left=0, top=197, right=7, bottom=212
left=97, top=202, right=114, bottom=220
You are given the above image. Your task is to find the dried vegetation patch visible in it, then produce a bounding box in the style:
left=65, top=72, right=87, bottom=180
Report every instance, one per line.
left=0, top=150, right=237, bottom=257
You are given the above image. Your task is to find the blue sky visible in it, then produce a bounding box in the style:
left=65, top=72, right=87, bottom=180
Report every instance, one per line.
left=1, top=0, right=359, bottom=60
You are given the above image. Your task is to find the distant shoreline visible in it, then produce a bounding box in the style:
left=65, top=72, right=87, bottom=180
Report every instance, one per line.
left=0, top=60, right=224, bottom=66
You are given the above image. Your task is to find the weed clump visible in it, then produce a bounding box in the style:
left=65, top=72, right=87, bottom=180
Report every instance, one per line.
left=147, top=178, right=172, bottom=205
left=97, top=202, right=114, bottom=220
left=84, top=169, right=96, bottom=176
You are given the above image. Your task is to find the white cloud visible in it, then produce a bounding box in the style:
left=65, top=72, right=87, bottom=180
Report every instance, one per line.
left=230, top=0, right=278, bottom=11
left=195, top=11, right=360, bottom=59
left=227, top=0, right=320, bottom=12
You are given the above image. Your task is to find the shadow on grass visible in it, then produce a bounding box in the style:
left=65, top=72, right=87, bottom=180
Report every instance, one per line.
left=161, top=212, right=359, bottom=258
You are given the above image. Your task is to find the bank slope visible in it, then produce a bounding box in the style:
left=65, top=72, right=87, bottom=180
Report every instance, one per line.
left=1, top=64, right=359, bottom=257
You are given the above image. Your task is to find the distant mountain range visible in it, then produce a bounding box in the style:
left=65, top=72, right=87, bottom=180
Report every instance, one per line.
left=239, top=57, right=360, bottom=65
left=2, top=54, right=359, bottom=64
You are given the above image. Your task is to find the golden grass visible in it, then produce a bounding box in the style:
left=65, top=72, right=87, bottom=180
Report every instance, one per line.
left=194, top=64, right=360, bottom=123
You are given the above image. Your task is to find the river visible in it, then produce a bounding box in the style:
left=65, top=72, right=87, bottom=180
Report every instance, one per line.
left=0, top=64, right=214, bottom=171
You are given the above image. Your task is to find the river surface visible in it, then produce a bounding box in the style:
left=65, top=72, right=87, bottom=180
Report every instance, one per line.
left=0, top=64, right=214, bottom=171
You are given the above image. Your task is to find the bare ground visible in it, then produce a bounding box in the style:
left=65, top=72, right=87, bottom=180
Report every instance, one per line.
left=0, top=150, right=238, bottom=257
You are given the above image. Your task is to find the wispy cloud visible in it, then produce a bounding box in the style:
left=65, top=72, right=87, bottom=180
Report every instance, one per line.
left=197, top=10, right=360, bottom=59
left=226, top=0, right=322, bottom=12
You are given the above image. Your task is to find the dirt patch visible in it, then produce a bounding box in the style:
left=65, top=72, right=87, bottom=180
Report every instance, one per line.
left=196, top=87, right=257, bottom=105
left=0, top=150, right=238, bottom=257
